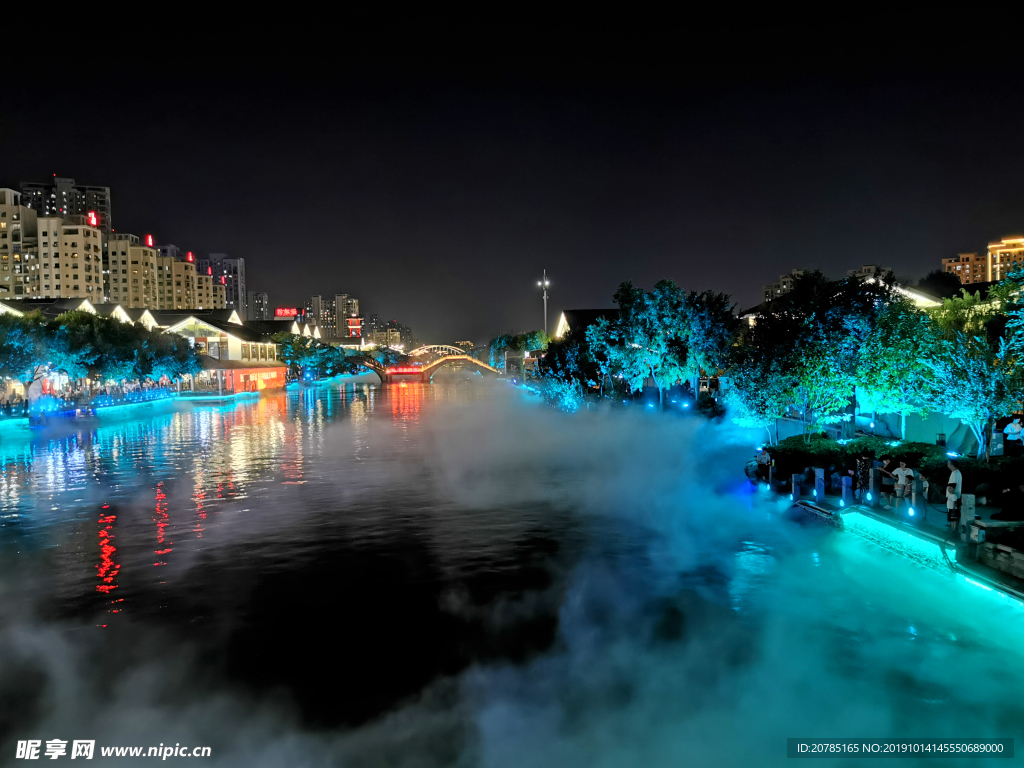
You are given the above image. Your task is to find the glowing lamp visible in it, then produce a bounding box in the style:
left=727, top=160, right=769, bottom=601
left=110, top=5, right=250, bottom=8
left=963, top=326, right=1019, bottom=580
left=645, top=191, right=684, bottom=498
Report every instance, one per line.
left=683, top=403, right=690, bottom=408
left=812, top=489, right=817, bottom=497
left=908, top=508, right=915, bottom=516
left=839, top=499, right=845, bottom=507
left=789, top=494, right=794, bottom=501
left=867, top=493, right=873, bottom=501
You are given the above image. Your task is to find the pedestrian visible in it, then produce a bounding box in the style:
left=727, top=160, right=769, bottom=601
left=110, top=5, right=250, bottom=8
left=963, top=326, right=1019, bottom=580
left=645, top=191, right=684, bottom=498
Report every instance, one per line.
left=855, top=452, right=872, bottom=500
left=889, top=460, right=914, bottom=515
left=878, top=457, right=897, bottom=509
left=1004, top=416, right=1023, bottom=458
left=755, top=447, right=771, bottom=484
left=946, top=483, right=960, bottom=531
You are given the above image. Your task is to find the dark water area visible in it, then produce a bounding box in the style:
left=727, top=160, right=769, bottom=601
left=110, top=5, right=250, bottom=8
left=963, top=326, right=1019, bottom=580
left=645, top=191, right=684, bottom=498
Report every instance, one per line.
left=2, top=378, right=1024, bottom=766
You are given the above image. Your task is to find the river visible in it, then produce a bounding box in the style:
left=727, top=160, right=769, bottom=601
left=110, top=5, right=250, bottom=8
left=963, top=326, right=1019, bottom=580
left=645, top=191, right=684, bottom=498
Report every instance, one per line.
left=1, top=377, right=1022, bottom=766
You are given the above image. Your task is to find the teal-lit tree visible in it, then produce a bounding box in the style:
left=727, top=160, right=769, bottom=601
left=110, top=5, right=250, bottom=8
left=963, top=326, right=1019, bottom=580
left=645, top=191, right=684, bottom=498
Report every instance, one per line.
left=857, top=298, right=937, bottom=438
left=601, top=280, right=691, bottom=406
left=0, top=312, right=47, bottom=400
left=682, top=290, right=738, bottom=391
left=923, top=271, right=1024, bottom=458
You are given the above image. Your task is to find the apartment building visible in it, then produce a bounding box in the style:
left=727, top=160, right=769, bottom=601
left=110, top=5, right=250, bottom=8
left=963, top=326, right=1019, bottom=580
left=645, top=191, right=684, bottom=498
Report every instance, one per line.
left=156, top=255, right=197, bottom=310
left=988, top=236, right=1024, bottom=282
left=941, top=252, right=989, bottom=284
left=941, top=237, right=1024, bottom=285
left=762, top=269, right=805, bottom=303
left=20, top=177, right=112, bottom=233
left=107, top=233, right=158, bottom=308
left=0, top=189, right=37, bottom=298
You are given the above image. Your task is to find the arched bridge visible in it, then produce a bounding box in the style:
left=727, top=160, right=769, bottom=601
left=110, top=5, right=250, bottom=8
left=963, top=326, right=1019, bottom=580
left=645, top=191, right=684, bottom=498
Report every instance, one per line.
left=408, top=344, right=467, bottom=358
left=356, top=347, right=498, bottom=382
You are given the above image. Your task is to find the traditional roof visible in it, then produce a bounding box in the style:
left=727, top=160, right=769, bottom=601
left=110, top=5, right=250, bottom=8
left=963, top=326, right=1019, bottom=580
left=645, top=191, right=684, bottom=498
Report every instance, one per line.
left=164, top=315, right=270, bottom=343
left=0, top=298, right=97, bottom=318
left=151, top=308, right=242, bottom=327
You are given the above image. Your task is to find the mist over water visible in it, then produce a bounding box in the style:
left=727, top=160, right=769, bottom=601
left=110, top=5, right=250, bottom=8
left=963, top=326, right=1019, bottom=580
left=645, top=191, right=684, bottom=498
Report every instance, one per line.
left=2, top=378, right=1023, bottom=766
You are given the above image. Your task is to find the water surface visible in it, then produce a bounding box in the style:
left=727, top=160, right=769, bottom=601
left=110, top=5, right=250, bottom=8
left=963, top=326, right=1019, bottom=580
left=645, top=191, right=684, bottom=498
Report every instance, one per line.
left=1, top=379, right=1022, bottom=766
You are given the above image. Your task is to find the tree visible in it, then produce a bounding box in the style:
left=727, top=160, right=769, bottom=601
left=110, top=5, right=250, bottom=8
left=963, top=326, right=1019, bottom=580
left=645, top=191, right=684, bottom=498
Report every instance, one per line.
left=0, top=313, right=47, bottom=400
left=682, top=290, right=739, bottom=391
left=602, top=280, right=691, bottom=406
left=727, top=271, right=894, bottom=440
left=857, top=298, right=938, bottom=438
left=273, top=332, right=317, bottom=376
left=924, top=271, right=1024, bottom=458
left=916, top=269, right=963, bottom=300
left=924, top=333, right=1021, bottom=458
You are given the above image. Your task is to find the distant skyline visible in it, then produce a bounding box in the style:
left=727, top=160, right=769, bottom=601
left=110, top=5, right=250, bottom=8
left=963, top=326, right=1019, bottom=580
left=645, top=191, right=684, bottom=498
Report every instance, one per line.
left=6, top=48, right=1024, bottom=342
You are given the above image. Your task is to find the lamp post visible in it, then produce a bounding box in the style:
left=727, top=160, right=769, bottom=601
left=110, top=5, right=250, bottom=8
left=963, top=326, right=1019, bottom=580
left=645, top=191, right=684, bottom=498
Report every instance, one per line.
left=537, top=270, right=550, bottom=336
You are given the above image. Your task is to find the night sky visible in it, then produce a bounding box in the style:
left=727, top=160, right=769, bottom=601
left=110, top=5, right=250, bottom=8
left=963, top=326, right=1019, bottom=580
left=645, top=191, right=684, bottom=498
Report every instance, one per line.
left=6, top=45, right=1024, bottom=343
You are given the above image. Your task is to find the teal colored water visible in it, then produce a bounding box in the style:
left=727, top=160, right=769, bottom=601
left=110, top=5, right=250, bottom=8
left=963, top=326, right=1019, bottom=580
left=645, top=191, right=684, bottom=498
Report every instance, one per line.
left=1, top=379, right=1021, bottom=766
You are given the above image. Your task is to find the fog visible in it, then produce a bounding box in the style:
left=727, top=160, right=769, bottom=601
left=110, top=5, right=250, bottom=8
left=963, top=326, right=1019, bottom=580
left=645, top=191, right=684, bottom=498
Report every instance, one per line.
left=1, top=383, right=1022, bottom=766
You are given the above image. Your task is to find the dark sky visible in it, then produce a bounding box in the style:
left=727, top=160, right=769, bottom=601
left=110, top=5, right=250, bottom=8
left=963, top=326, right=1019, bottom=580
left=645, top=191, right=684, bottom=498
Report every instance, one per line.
left=5, top=41, right=1024, bottom=343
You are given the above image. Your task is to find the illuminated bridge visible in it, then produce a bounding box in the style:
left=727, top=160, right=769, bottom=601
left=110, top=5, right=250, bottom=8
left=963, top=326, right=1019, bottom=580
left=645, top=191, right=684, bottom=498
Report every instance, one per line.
left=361, top=345, right=499, bottom=382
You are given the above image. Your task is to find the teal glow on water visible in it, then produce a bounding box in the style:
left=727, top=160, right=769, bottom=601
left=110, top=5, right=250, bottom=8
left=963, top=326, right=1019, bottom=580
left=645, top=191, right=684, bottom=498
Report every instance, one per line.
left=1, top=379, right=1022, bottom=766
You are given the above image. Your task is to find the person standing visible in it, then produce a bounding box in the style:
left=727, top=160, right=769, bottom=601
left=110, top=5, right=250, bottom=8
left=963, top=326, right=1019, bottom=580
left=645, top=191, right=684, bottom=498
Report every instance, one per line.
left=879, top=458, right=897, bottom=509
left=1004, top=416, right=1023, bottom=458
left=890, top=461, right=914, bottom=515
left=755, top=447, right=771, bottom=484
left=946, top=483, right=960, bottom=531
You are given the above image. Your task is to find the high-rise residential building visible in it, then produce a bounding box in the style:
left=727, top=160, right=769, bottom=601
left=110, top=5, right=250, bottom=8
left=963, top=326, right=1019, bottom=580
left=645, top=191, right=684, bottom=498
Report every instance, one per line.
left=0, top=188, right=38, bottom=298
left=941, top=252, right=988, bottom=284
left=335, top=294, right=359, bottom=321
left=246, top=291, right=270, bottom=321
left=20, top=177, right=112, bottom=233
left=156, top=255, right=197, bottom=310
left=941, top=237, right=1024, bottom=285
left=197, top=274, right=215, bottom=309
left=988, top=236, right=1024, bottom=282
left=762, top=269, right=805, bottom=303
left=198, top=253, right=245, bottom=319
left=107, top=233, right=158, bottom=308
left=212, top=282, right=226, bottom=309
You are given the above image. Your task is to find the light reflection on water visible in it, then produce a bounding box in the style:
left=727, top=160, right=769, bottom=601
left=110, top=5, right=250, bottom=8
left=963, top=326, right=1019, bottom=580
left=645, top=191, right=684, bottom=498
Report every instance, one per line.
left=2, top=378, right=1024, bottom=765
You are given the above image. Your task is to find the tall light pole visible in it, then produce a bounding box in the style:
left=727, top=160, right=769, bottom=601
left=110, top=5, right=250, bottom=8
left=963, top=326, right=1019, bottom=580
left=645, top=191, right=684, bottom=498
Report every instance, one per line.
left=537, top=269, right=550, bottom=336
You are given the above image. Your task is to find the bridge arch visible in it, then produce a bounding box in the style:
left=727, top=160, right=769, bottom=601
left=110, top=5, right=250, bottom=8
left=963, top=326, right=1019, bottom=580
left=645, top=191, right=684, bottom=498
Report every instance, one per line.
left=408, top=344, right=467, bottom=358
left=417, top=355, right=499, bottom=378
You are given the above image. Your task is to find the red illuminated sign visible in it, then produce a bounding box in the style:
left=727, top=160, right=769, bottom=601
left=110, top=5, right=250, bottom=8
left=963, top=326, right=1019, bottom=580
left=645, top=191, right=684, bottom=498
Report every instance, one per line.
left=207, top=267, right=212, bottom=275
left=187, top=251, right=194, bottom=262
left=275, top=307, right=299, bottom=317
left=387, top=366, right=423, bottom=374
left=146, top=234, right=154, bottom=247
left=220, top=276, right=226, bottom=285
left=87, top=211, right=98, bottom=227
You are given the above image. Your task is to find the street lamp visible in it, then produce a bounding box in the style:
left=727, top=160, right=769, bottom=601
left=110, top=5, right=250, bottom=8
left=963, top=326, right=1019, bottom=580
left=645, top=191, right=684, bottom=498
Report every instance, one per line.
left=537, top=269, right=550, bottom=336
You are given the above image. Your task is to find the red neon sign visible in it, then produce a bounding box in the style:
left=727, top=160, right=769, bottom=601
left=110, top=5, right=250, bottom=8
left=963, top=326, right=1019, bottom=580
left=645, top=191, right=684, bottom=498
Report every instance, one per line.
left=387, top=367, right=423, bottom=374
left=146, top=234, right=154, bottom=247
left=220, top=276, right=226, bottom=285
left=207, top=267, right=212, bottom=275
left=187, top=251, right=194, bottom=262
left=87, top=211, right=98, bottom=227
left=275, top=307, right=299, bottom=317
